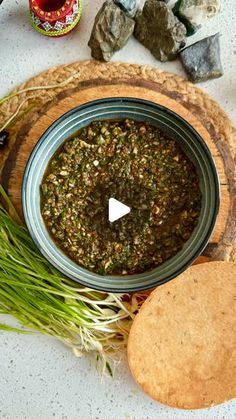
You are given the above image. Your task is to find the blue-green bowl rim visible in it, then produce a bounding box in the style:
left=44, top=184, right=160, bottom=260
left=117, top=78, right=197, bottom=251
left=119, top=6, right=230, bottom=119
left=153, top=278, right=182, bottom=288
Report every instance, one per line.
left=22, top=97, right=220, bottom=292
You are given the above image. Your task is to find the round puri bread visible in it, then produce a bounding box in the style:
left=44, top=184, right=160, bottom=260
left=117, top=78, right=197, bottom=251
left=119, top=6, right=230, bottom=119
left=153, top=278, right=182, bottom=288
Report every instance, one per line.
left=127, top=262, right=236, bottom=409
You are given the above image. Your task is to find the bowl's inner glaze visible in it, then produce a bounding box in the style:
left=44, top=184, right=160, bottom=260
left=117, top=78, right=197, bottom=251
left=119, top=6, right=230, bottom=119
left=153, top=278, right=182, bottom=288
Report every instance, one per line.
left=22, top=98, right=220, bottom=292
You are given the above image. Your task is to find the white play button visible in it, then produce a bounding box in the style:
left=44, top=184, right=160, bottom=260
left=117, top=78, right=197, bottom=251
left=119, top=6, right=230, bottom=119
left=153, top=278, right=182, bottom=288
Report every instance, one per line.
left=108, top=198, right=130, bottom=222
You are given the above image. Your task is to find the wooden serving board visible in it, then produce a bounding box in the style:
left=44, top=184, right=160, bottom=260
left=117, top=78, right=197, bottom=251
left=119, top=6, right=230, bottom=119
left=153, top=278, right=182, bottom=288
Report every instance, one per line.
left=1, top=83, right=229, bottom=243
left=0, top=61, right=235, bottom=261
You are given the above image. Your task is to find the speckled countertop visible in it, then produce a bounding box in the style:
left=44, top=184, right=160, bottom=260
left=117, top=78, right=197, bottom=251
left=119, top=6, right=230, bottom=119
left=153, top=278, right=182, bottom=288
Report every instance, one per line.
left=0, top=1, right=236, bottom=419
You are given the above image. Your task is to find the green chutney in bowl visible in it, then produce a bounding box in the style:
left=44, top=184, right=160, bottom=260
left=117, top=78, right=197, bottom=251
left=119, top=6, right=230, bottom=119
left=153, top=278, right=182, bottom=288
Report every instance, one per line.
left=22, top=98, right=220, bottom=292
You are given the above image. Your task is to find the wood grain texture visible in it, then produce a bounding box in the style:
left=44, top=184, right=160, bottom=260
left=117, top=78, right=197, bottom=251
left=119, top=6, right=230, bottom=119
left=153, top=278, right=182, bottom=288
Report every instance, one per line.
left=4, top=83, right=229, bottom=244
left=0, top=61, right=235, bottom=261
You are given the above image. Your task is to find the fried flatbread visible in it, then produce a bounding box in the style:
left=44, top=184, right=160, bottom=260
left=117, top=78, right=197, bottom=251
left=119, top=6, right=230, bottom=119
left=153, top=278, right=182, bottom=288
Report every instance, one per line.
left=128, top=262, right=236, bottom=409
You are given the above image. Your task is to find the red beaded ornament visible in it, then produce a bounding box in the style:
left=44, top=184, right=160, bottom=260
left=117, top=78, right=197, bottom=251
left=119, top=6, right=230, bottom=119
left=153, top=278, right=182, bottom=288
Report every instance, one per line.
left=29, top=0, right=82, bottom=37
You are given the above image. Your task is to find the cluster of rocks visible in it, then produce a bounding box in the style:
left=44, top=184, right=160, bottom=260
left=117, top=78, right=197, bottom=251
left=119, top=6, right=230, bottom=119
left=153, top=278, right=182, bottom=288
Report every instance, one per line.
left=88, top=0, right=223, bottom=83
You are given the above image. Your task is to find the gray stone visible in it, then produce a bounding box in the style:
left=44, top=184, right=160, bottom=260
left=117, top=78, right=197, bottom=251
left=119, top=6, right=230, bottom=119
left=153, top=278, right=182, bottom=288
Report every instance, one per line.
left=88, top=0, right=135, bottom=62
left=134, top=0, right=186, bottom=62
left=174, top=0, right=221, bottom=35
left=180, top=33, right=223, bottom=83
left=114, top=0, right=138, bottom=17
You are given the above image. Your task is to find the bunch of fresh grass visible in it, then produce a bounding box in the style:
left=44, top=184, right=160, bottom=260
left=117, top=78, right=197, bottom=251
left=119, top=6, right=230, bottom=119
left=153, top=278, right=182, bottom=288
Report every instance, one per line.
left=0, top=186, right=137, bottom=373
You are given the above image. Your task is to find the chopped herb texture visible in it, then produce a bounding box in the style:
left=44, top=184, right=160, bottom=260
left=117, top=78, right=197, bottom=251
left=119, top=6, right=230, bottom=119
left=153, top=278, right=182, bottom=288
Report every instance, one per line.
left=41, top=119, right=201, bottom=275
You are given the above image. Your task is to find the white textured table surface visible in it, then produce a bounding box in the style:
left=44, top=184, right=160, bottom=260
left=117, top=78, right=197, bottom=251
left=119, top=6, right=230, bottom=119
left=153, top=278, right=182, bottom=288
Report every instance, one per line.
left=0, top=1, right=236, bottom=419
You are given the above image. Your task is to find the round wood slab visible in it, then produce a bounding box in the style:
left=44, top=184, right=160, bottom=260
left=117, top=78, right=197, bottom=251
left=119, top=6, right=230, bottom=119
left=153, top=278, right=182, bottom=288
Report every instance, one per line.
left=0, top=61, right=235, bottom=261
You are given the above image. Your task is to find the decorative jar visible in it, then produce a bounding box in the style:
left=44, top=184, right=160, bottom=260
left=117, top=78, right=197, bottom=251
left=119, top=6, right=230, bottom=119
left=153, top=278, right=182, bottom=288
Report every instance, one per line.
left=29, top=0, right=82, bottom=37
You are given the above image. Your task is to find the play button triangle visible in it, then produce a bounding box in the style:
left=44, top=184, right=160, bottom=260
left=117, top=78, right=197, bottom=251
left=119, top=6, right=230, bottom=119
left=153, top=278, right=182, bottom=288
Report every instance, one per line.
left=108, top=198, right=130, bottom=222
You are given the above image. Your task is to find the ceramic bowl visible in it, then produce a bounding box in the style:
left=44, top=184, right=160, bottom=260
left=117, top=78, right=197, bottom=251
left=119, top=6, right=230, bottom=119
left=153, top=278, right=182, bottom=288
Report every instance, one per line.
left=22, top=98, right=220, bottom=292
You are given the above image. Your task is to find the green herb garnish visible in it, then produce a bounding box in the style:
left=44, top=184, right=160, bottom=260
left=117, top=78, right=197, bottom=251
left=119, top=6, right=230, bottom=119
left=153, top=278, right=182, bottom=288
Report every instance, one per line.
left=0, top=186, right=134, bottom=374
